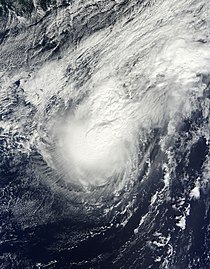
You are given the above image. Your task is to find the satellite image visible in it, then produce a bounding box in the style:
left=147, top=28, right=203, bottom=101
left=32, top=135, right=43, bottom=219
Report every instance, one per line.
left=0, top=0, right=209, bottom=268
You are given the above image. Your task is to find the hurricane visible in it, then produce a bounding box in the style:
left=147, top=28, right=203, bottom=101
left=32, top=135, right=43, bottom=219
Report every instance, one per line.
left=0, top=0, right=209, bottom=268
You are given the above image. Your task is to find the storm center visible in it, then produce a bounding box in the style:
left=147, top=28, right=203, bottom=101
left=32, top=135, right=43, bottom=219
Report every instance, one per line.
left=57, top=80, right=138, bottom=186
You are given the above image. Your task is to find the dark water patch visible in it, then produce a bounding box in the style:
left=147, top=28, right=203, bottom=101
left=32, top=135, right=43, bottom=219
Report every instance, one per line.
left=188, top=137, right=208, bottom=174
